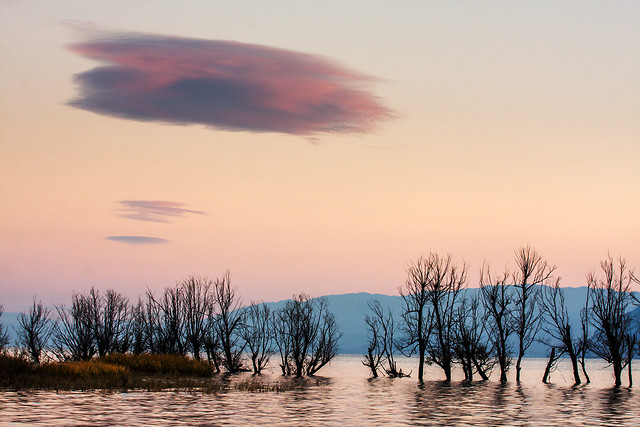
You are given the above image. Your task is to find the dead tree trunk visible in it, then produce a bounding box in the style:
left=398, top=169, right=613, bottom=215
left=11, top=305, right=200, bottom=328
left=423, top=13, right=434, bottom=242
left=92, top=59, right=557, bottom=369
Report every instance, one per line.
left=542, top=347, right=556, bottom=384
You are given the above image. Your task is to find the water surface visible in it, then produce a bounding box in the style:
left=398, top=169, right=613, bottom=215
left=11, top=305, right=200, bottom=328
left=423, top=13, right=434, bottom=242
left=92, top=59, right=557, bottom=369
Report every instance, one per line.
left=1, top=356, right=639, bottom=425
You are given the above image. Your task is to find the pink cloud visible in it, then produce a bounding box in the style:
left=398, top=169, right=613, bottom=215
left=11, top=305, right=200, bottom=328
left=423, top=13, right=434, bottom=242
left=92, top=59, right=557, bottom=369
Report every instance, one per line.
left=117, top=200, right=205, bottom=223
left=68, top=32, right=394, bottom=135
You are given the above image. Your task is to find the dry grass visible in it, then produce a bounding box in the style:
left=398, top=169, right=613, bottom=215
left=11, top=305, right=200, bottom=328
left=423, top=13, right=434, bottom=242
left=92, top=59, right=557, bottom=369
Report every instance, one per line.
left=0, top=355, right=129, bottom=390
left=100, top=353, right=213, bottom=377
left=0, top=354, right=305, bottom=393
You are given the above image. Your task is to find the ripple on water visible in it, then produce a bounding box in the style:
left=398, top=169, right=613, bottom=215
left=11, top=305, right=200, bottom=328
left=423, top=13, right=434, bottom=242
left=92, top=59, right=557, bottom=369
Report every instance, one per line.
left=0, top=357, right=639, bottom=426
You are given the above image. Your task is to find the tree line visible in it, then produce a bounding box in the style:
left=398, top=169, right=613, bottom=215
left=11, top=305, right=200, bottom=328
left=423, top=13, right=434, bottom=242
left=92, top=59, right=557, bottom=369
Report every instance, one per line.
left=0, top=272, right=341, bottom=378
left=363, top=247, right=639, bottom=387
left=1, top=247, right=638, bottom=386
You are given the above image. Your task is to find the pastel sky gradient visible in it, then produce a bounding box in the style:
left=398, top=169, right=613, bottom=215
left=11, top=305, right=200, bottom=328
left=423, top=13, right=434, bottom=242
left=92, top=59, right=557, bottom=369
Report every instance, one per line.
left=1, top=0, right=639, bottom=311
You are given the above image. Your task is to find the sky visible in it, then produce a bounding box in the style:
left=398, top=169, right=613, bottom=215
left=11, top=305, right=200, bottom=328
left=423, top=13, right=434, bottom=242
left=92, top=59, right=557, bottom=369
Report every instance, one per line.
left=1, top=0, right=639, bottom=311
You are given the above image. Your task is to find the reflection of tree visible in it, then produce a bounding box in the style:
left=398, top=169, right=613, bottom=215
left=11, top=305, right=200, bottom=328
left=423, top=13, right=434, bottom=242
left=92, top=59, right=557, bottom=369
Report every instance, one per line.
left=280, top=377, right=334, bottom=423
left=407, top=381, right=519, bottom=425
left=599, top=387, right=634, bottom=426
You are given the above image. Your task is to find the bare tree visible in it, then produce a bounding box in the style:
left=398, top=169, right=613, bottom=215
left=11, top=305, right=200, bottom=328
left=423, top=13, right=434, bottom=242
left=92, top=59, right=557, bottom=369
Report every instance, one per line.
left=16, top=298, right=54, bottom=364
left=306, top=298, right=341, bottom=376
left=146, top=285, right=185, bottom=355
left=273, top=305, right=294, bottom=375
left=539, top=279, right=582, bottom=385
left=278, top=293, right=318, bottom=377
left=541, top=346, right=563, bottom=384
left=588, top=255, right=639, bottom=386
left=452, top=294, right=494, bottom=381
left=274, top=294, right=341, bottom=377
left=129, top=297, right=147, bottom=354
left=513, top=245, right=555, bottom=382
left=141, top=290, right=163, bottom=354
left=373, top=301, right=404, bottom=378
left=91, top=288, right=131, bottom=356
left=241, top=302, right=274, bottom=375
left=363, top=301, right=385, bottom=378
left=53, top=292, right=96, bottom=361
left=0, top=305, right=9, bottom=353
left=578, top=285, right=591, bottom=383
left=203, top=301, right=223, bottom=373
left=399, top=257, right=433, bottom=383
left=180, top=276, right=212, bottom=360
left=625, top=330, right=638, bottom=387
left=423, top=253, right=467, bottom=382
left=211, top=271, right=245, bottom=372
left=480, top=264, right=514, bottom=382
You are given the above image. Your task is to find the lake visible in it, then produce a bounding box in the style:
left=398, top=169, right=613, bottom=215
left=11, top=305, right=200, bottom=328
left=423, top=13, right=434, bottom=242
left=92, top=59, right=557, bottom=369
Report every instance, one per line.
left=1, top=356, right=639, bottom=425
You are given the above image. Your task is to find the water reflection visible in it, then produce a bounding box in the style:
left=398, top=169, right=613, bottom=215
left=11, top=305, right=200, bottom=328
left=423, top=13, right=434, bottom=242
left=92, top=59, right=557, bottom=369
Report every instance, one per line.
left=599, top=387, right=635, bottom=426
left=1, top=357, right=638, bottom=426
left=281, top=377, right=334, bottom=424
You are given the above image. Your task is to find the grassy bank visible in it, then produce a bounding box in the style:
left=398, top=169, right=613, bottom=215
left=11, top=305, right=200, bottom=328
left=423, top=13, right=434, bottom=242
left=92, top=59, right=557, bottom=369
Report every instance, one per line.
left=0, top=354, right=311, bottom=393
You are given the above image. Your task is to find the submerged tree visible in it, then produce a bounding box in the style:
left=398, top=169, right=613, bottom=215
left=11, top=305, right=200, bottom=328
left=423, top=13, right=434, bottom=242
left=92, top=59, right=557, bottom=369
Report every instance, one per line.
left=363, top=300, right=404, bottom=378
left=306, top=299, right=341, bottom=376
left=480, top=264, right=514, bottom=382
left=399, top=253, right=466, bottom=382
left=424, top=253, right=467, bottom=382
left=16, top=298, right=54, bottom=364
left=273, top=304, right=294, bottom=376
left=452, top=293, right=494, bottom=381
left=377, top=303, right=403, bottom=378
left=541, top=346, right=563, bottom=384
left=363, top=301, right=385, bottom=378
left=513, top=245, right=555, bottom=382
left=399, top=257, right=433, bottom=382
left=578, top=285, right=591, bottom=384
left=274, top=293, right=341, bottom=377
left=539, top=278, right=582, bottom=385
left=241, top=301, right=274, bottom=375
left=625, top=330, right=638, bottom=387
left=588, top=255, right=639, bottom=386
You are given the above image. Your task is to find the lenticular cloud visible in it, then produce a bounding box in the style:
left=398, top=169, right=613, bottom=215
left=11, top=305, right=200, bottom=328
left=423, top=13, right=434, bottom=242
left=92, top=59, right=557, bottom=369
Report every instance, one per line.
left=68, top=31, right=393, bottom=135
left=105, top=236, right=169, bottom=245
left=117, top=200, right=206, bottom=223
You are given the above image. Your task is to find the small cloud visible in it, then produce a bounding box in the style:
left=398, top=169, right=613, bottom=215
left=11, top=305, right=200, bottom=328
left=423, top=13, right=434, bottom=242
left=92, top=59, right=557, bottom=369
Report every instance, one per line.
left=117, top=200, right=206, bottom=223
left=106, top=236, right=169, bottom=245
left=68, top=30, right=394, bottom=136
